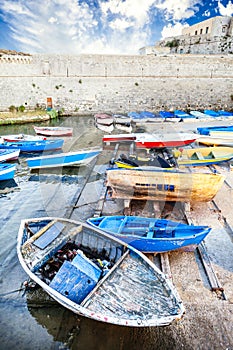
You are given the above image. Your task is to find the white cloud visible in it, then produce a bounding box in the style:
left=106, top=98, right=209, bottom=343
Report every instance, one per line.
left=48, top=17, right=58, bottom=24
left=0, top=0, right=156, bottom=54
left=161, top=22, right=189, bottom=39
left=156, top=0, right=202, bottom=21
left=218, top=0, right=233, bottom=16
left=0, top=0, right=215, bottom=54
left=100, top=0, right=156, bottom=27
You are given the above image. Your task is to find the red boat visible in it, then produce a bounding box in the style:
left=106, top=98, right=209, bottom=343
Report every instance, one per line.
left=135, top=133, right=198, bottom=149
left=3, top=134, right=46, bottom=142
left=103, top=133, right=137, bottom=143
left=33, top=126, right=73, bottom=137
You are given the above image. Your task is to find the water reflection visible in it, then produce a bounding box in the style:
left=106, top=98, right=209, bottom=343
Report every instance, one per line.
left=26, top=290, right=183, bottom=350
left=0, top=178, right=19, bottom=196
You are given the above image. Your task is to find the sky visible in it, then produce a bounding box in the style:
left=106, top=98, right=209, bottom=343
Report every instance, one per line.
left=0, top=0, right=232, bottom=55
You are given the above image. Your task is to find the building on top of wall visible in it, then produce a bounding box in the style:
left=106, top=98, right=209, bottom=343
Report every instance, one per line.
left=182, top=16, right=232, bottom=37
left=140, top=16, right=233, bottom=55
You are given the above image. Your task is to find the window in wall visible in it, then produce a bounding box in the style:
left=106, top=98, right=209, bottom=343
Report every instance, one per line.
left=206, top=27, right=209, bottom=34
left=222, top=26, right=227, bottom=33
left=195, top=30, right=198, bottom=35
left=200, top=28, right=203, bottom=34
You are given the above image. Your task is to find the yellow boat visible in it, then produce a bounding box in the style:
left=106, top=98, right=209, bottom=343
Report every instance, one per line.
left=106, top=166, right=225, bottom=202
left=173, top=146, right=233, bottom=166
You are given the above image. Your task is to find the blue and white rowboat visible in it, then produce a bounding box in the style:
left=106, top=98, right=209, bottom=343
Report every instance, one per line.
left=0, top=139, right=64, bottom=152
left=26, top=148, right=102, bottom=169
left=87, top=215, right=211, bottom=253
left=0, top=163, right=16, bottom=181
left=0, top=149, right=20, bottom=162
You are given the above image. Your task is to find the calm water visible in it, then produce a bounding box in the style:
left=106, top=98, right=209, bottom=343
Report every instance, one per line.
left=0, top=116, right=166, bottom=350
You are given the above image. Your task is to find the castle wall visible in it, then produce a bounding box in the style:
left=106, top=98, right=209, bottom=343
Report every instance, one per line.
left=0, top=54, right=232, bottom=113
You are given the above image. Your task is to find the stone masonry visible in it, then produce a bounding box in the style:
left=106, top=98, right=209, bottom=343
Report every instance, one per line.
left=0, top=53, right=233, bottom=114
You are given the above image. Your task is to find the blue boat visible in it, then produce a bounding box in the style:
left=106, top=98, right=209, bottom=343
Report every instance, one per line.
left=159, top=111, right=175, bottom=119
left=0, top=163, right=16, bottom=181
left=26, top=148, right=102, bottom=169
left=204, top=109, right=220, bottom=117
left=127, top=112, right=141, bottom=121
left=197, top=126, right=233, bottom=135
left=218, top=110, right=233, bottom=117
left=0, top=139, right=64, bottom=152
left=174, top=110, right=194, bottom=119
left=189, top=110, right=208, bottom=119
left=87, top=215, right=211, bottom=253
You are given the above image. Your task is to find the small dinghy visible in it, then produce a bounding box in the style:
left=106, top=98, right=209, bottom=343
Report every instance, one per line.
left=87, top=215, right=211, bottom=253
left=17, top=217, right=185, bottom=327
left=33, top=126, right=73, bottom=137
left=0, top=163, right=16, bottom=181
left=0, top=139, right=64, bottom=152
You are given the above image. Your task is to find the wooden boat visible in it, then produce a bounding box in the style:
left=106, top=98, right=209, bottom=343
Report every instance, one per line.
left=189, top=111, right=208, bottom=119
left=0, top=139, right=64, bottom=152
left=218, top=110, right=233, bottom=117
left=127, top=112, right=141, bottom=120
left=17, top=217, right=185, bottom=327
left=197, top=126, right=233, bottom=135
left=0, top=163, right=16, bottom=181
left=2, top=134, right=46, bottom=142
left=115, top=123, right=133, bottom=133
left=135, top=133, right=198, bottom=149
left=94, top=113, right=114, bottom=126
left=106, top=167, right=225, bottom=202
left=208, top=130, right=233, bottom=137
left=103, top=133, right=137, bottom=143
left=138, top=111, right=162, bottom=123
left=33, top=126, right=73, bottom=137
left=204, top=109, right=220, bottom=117
left=174, top=110, right=193, bottom=119
left=113, top=114, right=132, bottom=125
left=114, top=154, right=172, bottom=169
left=197, top=135, right=233, bottom=147
left=159, top=111, right=180, bottom=122
left=87, top=215, right=211, bottom=253
left=0, top=149, right=20, bottom=162
left=173, top=147, right=233, bottom=166
left=26, top=148, right=101, bottom=169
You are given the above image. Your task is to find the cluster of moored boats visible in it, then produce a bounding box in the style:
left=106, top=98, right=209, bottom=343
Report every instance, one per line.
left=94, top=109, right=233, bottom=132
left=0, top=125, right=102, bottom=178
left=4, top=116, right=233, bottom=327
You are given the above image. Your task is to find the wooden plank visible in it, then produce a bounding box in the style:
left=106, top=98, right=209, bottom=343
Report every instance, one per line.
left=160, top=252, right=172, bottom=280
left=197, top=242, right=224, bottom=293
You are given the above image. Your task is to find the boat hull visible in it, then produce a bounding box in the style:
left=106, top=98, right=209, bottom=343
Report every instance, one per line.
left=34, top=126, right=73, bottom=136
left=0, top=164, right=16, bottom=180
left=3, top=134, right=46, bottom=142
left=26, top=149, right=101, bottom=169
left=106, top=167, right=225, bottom=202
left=87, top=216, right=211, bottom=253
left=198, top=136, right=233, bottom=147
left=17, top=217, right=184, bottom=327
left=135, top=133, right=197, bottom=149
left=0, top=139, right=64, bottom=152
left=0, top=149, right=20, bottom=162
left=173, top=147, right=233, bottom=166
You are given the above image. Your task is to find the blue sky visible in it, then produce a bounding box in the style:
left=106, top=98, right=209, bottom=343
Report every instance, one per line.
left=0, top=0, right=232, bottom=54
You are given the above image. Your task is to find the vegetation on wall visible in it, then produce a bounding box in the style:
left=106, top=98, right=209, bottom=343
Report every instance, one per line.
left=165, top=39, right=180, bottom=48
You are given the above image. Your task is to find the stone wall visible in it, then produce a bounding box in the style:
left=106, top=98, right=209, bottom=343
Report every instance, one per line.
left=0, top=54, right=232, bottom=114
